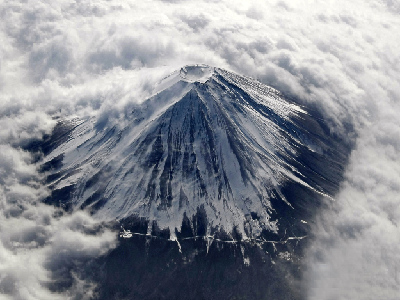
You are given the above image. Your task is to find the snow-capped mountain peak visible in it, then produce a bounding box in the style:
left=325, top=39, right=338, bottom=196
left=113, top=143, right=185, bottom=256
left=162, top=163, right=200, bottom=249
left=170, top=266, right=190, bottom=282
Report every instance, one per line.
left=179, top=64, right=214, bottom=83
left=42, top=65, right=346, bottom=242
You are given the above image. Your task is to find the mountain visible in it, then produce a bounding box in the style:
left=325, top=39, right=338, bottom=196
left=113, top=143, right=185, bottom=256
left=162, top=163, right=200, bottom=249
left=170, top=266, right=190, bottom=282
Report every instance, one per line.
left=37, top=65, right=350, bottom=299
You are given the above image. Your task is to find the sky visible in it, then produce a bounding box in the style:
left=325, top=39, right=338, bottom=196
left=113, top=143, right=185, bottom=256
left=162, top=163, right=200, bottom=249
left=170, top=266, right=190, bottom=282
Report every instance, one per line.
left=0, top=0, right=399, bottom=299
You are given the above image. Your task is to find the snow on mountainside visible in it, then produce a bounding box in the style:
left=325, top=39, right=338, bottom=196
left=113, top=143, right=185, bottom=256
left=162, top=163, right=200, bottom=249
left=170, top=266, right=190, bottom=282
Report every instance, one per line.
left=41, top=65, right=345, bottom=241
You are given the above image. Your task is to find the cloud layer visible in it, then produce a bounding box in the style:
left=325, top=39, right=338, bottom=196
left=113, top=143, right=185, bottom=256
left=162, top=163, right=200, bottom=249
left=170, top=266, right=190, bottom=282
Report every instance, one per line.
left=1, top=0, right=399, bottom=298
left=307, top=100, right=400, bottom=299
left=0, top=142, right=117, bottom=299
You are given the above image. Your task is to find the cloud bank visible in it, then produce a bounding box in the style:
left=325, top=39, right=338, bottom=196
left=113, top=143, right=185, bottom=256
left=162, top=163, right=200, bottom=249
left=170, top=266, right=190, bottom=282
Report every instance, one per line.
left=307, top=102, right=400, bottom=299
left=0, top=142, right=117, bottom=299
left=1, top=0, right=399, bottom=298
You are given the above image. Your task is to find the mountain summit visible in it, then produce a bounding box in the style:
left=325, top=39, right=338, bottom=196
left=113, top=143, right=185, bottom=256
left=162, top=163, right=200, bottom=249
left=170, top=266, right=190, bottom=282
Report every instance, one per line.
left=42, top=65, right=346, bottom=243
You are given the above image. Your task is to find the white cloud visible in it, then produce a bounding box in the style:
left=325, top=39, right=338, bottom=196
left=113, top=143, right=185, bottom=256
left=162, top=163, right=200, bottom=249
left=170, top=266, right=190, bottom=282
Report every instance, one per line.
left=0, top=140, right=117, bottom=299
left=306, top=96, right=400, bottom=299
left=0, top=0, right=399, bottom=298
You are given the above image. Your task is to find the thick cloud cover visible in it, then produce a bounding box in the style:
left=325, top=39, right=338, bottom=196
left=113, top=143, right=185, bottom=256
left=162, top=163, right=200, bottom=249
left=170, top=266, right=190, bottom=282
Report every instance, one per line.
left=0, top=140, right=117, bottom=299
left=1, top=0, right=399, bottom=298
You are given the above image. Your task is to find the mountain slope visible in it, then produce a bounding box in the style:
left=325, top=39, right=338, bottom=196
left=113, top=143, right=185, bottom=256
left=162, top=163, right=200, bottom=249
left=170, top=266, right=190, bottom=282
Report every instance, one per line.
left=42, top=65, right=347, bottom=243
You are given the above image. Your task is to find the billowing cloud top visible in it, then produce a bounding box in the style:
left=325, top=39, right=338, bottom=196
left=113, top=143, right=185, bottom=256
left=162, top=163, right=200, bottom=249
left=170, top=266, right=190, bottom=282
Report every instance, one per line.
left=0, top=0, right=399, bottom=299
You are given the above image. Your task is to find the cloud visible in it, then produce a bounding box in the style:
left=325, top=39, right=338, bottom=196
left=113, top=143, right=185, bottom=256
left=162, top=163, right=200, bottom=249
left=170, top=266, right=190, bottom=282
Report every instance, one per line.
left=0, top=137, right=117, bottom=299
left=0, top=0, right=399, bottom=298
left=306, top=101, right=400, bottom=299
